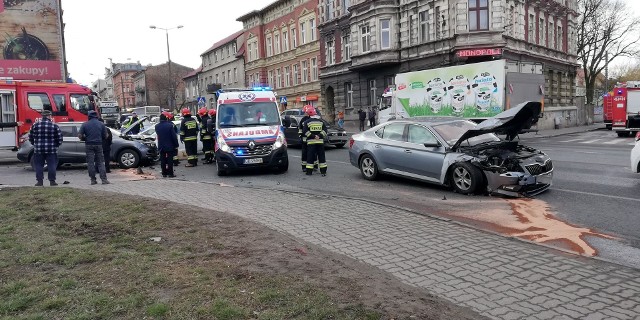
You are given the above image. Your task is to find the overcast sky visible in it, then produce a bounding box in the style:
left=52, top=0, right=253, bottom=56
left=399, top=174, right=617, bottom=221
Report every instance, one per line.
left=62, top=0, right=640, bottom=87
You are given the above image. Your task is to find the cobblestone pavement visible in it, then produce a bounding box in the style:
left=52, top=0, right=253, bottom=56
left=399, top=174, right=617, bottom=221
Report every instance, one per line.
left=4, top=174, right=640, bottom=320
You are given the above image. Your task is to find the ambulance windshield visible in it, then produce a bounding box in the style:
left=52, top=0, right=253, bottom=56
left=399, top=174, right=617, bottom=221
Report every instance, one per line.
left=218, top=102, right=280, bottom=128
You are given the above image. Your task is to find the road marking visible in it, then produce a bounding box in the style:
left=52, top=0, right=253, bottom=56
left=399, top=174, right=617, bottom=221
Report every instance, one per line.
left=558, top=138, right=584, bottom=143
left=603, top=139, right=626, bottom=144
left=579, top=139, right=603, bottom=144
left=553, top=188, right=640, bottom=203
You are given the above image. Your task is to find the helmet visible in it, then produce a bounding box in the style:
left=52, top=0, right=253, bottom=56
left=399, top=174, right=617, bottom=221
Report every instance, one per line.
left=198, top=107, right=207, bottom=116
left=304, top=105, right=316, bottom=116
left=208, top=109, right=217, bottom=116
left=166, top=113, right=175, bottom=120
left=160, top=111, right=171, bottom=121
left=181, top=108, right=191, bottom=116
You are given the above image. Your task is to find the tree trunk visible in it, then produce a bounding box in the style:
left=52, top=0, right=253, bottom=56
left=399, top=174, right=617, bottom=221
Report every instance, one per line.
left=585, top=80, right=595, bottom=106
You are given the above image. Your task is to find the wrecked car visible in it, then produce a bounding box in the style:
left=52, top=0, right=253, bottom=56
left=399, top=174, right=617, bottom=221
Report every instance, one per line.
left=348, top=101, right=552, bottom=197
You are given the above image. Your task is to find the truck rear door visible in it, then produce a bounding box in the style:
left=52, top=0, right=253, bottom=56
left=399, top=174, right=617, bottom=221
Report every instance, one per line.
left=611, top=95, right=627, bottom=129
left=0, top=89, right=17, bottom=148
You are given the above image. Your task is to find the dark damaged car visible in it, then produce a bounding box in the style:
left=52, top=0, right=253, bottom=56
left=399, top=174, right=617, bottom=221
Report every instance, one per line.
left=348, top=102, right=552, bottom=197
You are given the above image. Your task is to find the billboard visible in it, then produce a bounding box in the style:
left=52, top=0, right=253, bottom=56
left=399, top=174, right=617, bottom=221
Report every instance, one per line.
left=394, top=60, right=506, bottom=118
left=0, top=0, right=65, bottom=81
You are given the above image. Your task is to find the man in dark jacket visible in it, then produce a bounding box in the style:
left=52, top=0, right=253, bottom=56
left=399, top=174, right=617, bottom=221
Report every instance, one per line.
left=358, top=108, right=366, bottom=131
left=96, top=118, right=112, bottom=173
left=29, top=111, right=62, bottom=186
left=79, top=110, right=110, bottom=185
left=156, top=112, right=179, bottom=177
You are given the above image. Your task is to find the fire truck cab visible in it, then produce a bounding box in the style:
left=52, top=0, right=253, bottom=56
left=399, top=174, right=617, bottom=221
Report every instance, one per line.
left=0, top=80, right=98, bottom=149
left=611, top=82, right=640, bottom=137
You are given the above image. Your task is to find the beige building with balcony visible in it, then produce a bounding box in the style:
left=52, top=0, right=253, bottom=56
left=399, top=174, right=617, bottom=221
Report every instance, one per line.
left=238, top=0, right=322, bottom=111
left=199, top=31, right=246, bottom=109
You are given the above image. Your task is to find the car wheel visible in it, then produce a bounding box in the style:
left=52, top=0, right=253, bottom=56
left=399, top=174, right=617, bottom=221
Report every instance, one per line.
left=451, top=162, right=483, bottom=195
left=117, top=149, right=140, bottom=169
left=617, top=131, right=630, bottom=137
left=276, top=160, right=289, bottom=173
left=334, top=143, right=345, bottom=148
left=606, top=124, right=612, bottom=130
left=359, top=154, right=379, bottom=181
left=216, top=163, right=227, bottom=176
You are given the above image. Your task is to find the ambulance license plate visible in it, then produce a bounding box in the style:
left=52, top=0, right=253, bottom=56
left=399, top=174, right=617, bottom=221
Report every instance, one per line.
left=244, top=158, right=263, bottom=164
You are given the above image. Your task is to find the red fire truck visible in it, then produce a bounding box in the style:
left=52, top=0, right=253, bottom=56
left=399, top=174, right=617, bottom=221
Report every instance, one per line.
left=0, top=80, right=99, bottom=149
left=611, top=82, right=640, bottom=137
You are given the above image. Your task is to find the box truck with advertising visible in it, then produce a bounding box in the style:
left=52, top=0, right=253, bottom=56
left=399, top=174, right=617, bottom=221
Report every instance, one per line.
left=378, top=60, right=545, bottom=123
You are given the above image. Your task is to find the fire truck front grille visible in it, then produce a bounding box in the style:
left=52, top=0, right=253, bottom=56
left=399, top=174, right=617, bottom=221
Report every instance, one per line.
left=525, top=160, right=553, bottom=175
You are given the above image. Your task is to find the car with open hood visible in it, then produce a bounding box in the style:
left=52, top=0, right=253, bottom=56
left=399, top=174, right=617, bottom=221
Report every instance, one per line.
left=348, top=101, right=552, bottom=197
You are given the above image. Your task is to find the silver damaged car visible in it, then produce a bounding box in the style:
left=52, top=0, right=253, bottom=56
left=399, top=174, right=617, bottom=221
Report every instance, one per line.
left=348, top=102, right=552, bottom=197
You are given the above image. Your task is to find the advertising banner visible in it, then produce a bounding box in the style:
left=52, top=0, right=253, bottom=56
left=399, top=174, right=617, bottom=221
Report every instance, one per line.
left=394, top=60, right=506, bottom=118
left=0, top=0, right=65, bottom=81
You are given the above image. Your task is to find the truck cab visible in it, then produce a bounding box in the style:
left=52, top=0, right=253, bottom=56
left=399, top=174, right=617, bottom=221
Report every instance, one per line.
left=214, top=87, right=288, bottom=176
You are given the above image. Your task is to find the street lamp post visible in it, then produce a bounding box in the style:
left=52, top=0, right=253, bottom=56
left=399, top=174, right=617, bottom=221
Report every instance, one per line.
left=150, top=25, right=183, bottom=111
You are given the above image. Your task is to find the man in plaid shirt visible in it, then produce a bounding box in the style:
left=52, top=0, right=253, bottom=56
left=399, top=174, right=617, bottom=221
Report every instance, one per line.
left=29, top=110, right=63, bottom=186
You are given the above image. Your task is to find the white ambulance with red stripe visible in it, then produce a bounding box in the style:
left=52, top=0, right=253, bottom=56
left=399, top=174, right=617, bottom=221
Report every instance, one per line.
left=214, top=87, right=288, bottom=176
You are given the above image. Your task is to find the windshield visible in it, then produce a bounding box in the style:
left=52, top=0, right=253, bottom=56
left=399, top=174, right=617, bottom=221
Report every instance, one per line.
left=217, top=102, right=281, bottom=128
left=70, top=94, right=92, bottom=114
left=432, top=120, right=500, bottom=146
left=100, top=107, right=118, bottom=114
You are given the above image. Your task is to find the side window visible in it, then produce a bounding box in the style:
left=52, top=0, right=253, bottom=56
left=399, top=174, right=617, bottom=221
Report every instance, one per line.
left=60, top=125, right=75, bottom=137
left=408, top=124, right=438, bottom=144
left=290, top=118, right=298, bottom=127
left=27, top=93, right=52, bottom=112
left=53, top=94, right=66, bottom=112
left=375, top=126, right=384, bottom=138
left=381, top=123, right=405, bottom=141
left=70, top=94, right=91, bottom=113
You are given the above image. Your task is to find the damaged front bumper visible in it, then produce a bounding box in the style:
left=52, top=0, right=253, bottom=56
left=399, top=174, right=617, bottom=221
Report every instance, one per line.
left=484, top=170, right=553, bottom=197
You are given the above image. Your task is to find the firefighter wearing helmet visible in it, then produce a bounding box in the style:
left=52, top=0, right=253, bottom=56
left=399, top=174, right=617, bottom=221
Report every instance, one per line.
left=179, top=108, right=199, bottom=167
left=197, top=107, right=214, bottom=164
left=299, top=105, right=314, bottom=171
left=302, top=106, right=327, bottom=176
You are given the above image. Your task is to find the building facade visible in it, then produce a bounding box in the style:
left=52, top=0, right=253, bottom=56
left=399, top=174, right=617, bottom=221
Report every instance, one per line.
left=318, top=0, right=579, bottom=128
left=238, top=0, right=322, bottom=112
left=132, top=70, right=147, bottom=106
left=132, top=62, right=193, bottom=111
left=200, top=31, right=246, bottom=109
left=182, top=66, right=202, bottom=112
left=111, top=62, right=145, bottom=110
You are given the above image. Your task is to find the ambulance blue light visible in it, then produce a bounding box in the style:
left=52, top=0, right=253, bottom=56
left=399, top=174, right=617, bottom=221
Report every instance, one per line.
left=236, top=149, right=244, bottom=155
left=252, top=86, right=272, bottom=91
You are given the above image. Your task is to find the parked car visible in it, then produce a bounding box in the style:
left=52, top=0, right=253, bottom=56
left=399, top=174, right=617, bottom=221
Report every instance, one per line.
left=280, top=107, right=322, bottom=117
left=282, top=115, right=348, bottom=148
left=348, top=101, right=552, bottom=197
left=631, top=131, right=640, bottom=173
left=17, top=122, right=158, bottom=169
left=130, top=120, right=203, bottom=152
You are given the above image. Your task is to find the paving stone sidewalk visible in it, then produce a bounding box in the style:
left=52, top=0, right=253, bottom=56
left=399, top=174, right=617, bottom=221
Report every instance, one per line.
left=44, top=178, right=639, bottom=320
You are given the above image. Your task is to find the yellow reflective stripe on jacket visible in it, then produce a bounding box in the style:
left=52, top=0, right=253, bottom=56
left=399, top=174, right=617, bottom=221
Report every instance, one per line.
left=308, top=123, right=323, bottom=131
left=307, top=138, right=324, bottom=144
left=184, top=136, right=197, bottom=141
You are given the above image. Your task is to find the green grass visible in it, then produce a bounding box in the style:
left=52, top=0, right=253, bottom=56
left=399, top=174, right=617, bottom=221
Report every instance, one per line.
left=0, top=188, right=384, bottom=319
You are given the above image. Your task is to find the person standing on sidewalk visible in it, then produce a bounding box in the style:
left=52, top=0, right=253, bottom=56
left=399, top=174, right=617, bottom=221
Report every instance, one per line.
left=29, top=110, right=62, bottom=186
left=78, top=111, right=110, bottom=185
left=95, top=118, right=112, bottom=173
left=367, top=107, right=376, bottom=127
left=337, top=111, right=345, bottom=129
left=179, top=108, right=199, bottom=167
left=165, top=113, right=181, bottom=166
left=358, top=108, right=366, bottom=131
left=156, top=112, right=179, bottom=177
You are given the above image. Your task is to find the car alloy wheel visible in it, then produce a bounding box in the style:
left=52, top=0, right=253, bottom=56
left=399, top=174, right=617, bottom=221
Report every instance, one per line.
left=359, top=155, right=379, bottom=181
left=118, top=149, right=140, bottom=169
left=451, top=162, right=482, bottom=195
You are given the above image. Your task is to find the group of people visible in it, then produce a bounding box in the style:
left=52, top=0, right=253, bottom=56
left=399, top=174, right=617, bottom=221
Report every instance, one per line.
left=154, top=107, right=217, bottom=178
left=298, top=105, right=328, bottom=176
left=357, top=107, right=377, bottom=131
left=29, top=110, right=111, bottom=186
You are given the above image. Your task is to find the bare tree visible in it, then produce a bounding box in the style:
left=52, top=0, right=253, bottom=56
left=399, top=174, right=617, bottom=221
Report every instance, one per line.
left=577, top=0, right=640, bottom=105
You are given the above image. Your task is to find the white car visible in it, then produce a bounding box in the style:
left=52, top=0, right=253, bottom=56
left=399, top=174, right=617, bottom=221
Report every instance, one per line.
left=133, top=120, right=203, bottom=153
left=631, top=132, right=640, bottom=173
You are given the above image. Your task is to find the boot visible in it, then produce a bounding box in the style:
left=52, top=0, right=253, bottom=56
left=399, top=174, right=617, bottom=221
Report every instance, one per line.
left=50, top=181, right=58, bottom=186
left=35, top=180, right=43, bottom=187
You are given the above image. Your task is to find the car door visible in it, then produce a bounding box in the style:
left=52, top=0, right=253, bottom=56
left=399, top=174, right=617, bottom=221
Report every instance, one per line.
left=404, top=124, right=446, bottom=181
left=57, top=124, right=82, bottom=162
left=283, top=117, right=299, bottom=145
left=373, top=123, right=407, bottom=172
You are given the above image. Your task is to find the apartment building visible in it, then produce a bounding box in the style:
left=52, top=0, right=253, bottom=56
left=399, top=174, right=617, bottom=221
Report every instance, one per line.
left=182, top=66, right=202, bottom=112
left=319, top=0, right=579, bottom=127
left=131, top=62, right=193, bottom=110
left=200, top=30, right=246, bottom=108
left=110, top=62, right=145, bottom=110
left=238, top=0, right=322, bottom=111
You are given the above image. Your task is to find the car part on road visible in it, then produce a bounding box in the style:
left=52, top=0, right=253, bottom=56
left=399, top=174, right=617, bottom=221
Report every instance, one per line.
left=359, top=155, right=379, bottom=181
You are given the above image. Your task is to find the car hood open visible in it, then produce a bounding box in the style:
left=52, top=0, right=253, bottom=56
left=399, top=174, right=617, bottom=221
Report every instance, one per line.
left=452, top=101, right=542, bottom=150
left=121, top=116, right=148, bottom=136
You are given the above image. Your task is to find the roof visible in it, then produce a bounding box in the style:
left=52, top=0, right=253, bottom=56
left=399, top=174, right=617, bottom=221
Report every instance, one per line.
left=182, top=65, right=203, bottom=80
left=201, top=30, right=244, bottom=56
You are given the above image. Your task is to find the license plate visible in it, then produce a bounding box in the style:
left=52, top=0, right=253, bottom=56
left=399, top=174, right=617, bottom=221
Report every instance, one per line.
left=243, top=158, right=263, bottom=164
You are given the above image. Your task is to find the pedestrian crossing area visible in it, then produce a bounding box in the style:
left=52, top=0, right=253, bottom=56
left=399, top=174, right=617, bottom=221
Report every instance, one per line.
left=556, top=131, right=637, bottom=145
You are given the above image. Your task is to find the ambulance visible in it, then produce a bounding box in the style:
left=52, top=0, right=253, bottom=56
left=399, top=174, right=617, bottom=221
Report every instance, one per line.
left=214, top=87, right=288, bottom=176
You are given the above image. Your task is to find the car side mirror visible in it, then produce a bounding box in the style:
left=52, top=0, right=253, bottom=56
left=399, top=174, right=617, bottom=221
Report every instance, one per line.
left=423, top=141, right=441, bottom=148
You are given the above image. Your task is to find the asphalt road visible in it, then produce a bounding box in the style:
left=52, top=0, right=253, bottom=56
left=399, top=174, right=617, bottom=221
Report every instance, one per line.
left=1, top=129, right=639, bottom=268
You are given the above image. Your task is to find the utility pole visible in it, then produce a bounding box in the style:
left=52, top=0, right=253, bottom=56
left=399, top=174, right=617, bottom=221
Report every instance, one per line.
left=150, top=25, right=183, bottom=111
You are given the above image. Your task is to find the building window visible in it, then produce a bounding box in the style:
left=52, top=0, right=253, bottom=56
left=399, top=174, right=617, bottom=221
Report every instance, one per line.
left=274, top=32, right=281, bottom=54
left=311, top=57, right=318, bottom=81
left=342, top=0, right=350, bottom=13
left=255, top=72, right=260, bottom=85
left=368, top=79, right=376, bottom=105
left=528, top=14, right=535, bottom=43
left=345, top=82, right=353, bottom=109
left=508, top=5, right=515, bottom=37
left=222, top=72, right=226, bottom=85
left=227, top=70, right=231, bottom=85
left=253, top=41, right=259, bottom=59
left=283, top=29, right=289, bottom=51
left=291, top=27, right=297, bottom=48
left=549, top=20, right=555, bottom=49
left=539, top=17, right=545, bottom=45
left=221, top=49, right=225, bottom=60
left=301, top=60, right=309, bottom=83
left=380, top=19, right=391, bottom=49
left=326, top=39, right=335, bottom=65
left=310, top=18, right=316, bottom=41
left=227, top=46, right=231, bottom=57
left=300, top=21, right=306, bottom=45
left=419, top=10, right=429, bottom=42
left=384, top=75, right=395, bottom=88
left=250, top=74, right=255, bottom=86
left=293, top=64, right=299, bottom=85
left=435, top=6, right=441, bottom=39
left=215, top=52, right=218, bottom=62
left=557, top=25, right=563, bottom=51
left=247, top=43, right=253, bottom=61
left=268, top=70, right=273, bottom=87
left=276, top=68, right=281, bottom=89
left=361, top=24, right=371, bottom=53
left=215, top=74, right=219, bottom=84
left=266, top=36, right=273, bottom=57
left=326, top=0, right=334, bottom=20
left=285, top=66, right=291, bottom=87
left=468, top=0, right=489, bottom=31
left=342, top=34, right=351, bottom=61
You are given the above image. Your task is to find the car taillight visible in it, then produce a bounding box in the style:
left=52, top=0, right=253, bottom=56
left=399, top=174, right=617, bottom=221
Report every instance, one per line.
left=349, top=137, right=354, bottom=149
left=636, top=131, right=640, bottom=141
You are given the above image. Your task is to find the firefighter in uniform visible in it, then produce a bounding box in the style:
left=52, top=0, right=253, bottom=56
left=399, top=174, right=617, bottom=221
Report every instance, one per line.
left=197, top=107, right=214, bottom=164
left=299, top=105, right=312, bottom=172
left=302, top=107, right=328, bottom=176
left=165, top=112, right=180, bottom=165
left=207, top=109, right=217, bottom=162
left=179, top=108, right=199, bottom=167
